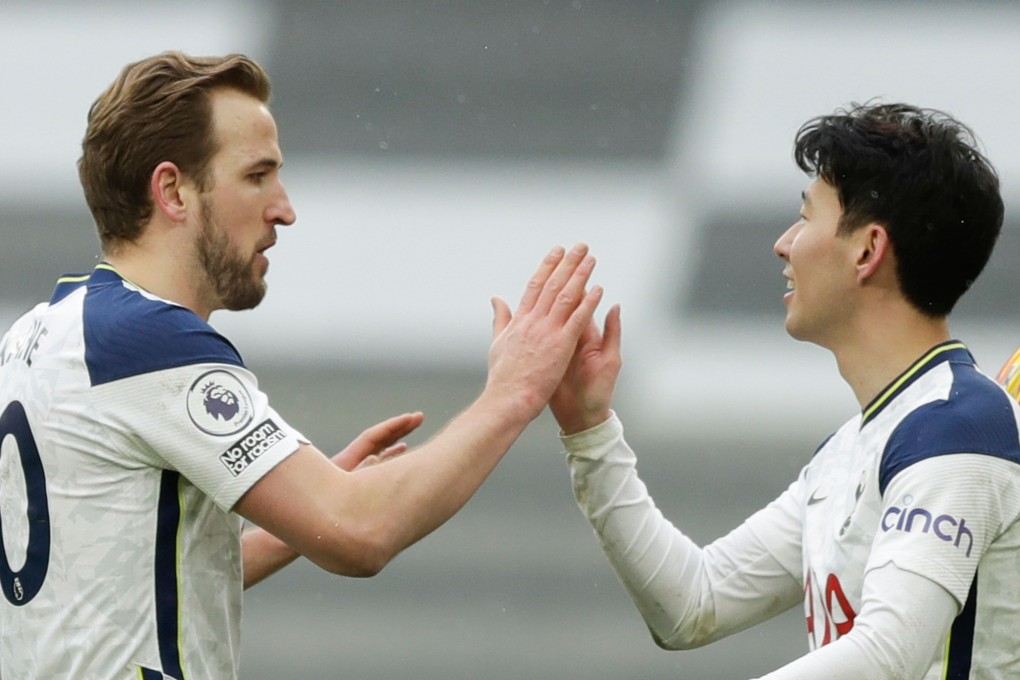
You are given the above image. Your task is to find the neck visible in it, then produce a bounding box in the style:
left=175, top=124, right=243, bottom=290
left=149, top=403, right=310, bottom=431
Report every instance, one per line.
left=104, top=237, right=214, bottom=320
left=830, top=306, right=951, bottom=410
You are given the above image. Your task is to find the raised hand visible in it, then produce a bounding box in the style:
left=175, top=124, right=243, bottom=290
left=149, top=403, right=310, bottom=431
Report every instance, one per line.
left=549, top=303, right=622, bottom=435
left=487, top=244, right=603, bottom=422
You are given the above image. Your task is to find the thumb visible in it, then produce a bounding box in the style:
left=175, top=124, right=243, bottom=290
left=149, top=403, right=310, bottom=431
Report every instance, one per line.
left=491, top=296, right=512, bottom=338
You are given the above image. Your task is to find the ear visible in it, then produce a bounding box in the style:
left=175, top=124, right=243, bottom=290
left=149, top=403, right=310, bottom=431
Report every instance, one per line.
left=149, top=161, right=193, bottom=223
left=854, top=223, right=891, bottom=284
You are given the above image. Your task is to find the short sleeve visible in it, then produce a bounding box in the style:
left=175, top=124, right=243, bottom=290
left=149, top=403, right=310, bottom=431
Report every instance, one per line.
left=92, top=362, right=308, bottom=511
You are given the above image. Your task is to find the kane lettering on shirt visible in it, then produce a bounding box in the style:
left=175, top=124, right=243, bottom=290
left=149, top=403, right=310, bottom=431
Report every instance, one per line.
left=0, top=264, right=307, bottom=680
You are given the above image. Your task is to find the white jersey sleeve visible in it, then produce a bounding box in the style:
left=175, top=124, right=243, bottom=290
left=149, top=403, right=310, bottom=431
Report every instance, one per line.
left=753, top=562, right=958, bottom=680
left=562, top=413, right=804, bottom=649
left=93, top=362, right=305, bottom=512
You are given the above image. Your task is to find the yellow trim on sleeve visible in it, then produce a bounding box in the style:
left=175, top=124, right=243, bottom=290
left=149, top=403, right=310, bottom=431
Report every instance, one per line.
left=940, top=632, right=951, bottom=680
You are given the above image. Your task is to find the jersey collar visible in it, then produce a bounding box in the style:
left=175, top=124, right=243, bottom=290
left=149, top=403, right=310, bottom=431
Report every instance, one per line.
left=50, top=263, right=131, bottom=305
left=860, top=340, right=972, bottom=428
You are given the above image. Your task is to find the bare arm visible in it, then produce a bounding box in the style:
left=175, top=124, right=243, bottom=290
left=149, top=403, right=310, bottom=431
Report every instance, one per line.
left=242, top=411, right=424, bottom=588
left=236, top=244, right=603, bottom=577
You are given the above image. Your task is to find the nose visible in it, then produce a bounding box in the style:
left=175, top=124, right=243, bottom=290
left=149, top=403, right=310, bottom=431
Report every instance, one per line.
left=774, top=221, right=797, bottom=260
left=268, top=180, right=297, bottom=227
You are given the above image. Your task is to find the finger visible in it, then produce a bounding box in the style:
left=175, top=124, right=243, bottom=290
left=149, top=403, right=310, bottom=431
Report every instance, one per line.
left=534, top=243, right=591, bottom=316
left=363, top=412, right=424, bottom=449
left=362, top=444, right=408, bottom=469
left=380, top=442, right=408, bottom=459
left=564, top=284, right=604, bottom=340
left=517, top=245, right=565, bottom=314
left=391, top=411, right=425, bottom=438
left=546, top=252, right=596, bottom=324
left=575, top=317, right=601, bottom=354
left=602, top=303, right=622, bottom=356
left=352, top=453, right=381, bottom=471
left=491, top=296, right=512, bottom=339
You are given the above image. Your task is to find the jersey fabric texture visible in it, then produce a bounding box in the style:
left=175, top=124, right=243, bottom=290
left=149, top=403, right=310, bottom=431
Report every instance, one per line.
left=563, top=341, right=1020, bottom=679
left=0, top=264, right=306, bottom=679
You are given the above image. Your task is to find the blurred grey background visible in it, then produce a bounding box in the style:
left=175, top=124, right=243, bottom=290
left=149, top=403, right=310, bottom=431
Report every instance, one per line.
left=2, top=1, right=1020, bottom=678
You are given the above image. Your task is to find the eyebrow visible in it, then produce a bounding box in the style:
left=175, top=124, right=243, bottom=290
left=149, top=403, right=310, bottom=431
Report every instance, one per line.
left=246, top=158, right=282, bottom=172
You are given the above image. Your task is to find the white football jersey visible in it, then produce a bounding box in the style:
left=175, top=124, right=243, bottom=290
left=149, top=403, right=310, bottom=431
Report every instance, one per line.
left=753, top=341, right=1020, bottom=678
left=563, top=341, right=1020, bottom=677
left=0, top=264, right=305, bottom=679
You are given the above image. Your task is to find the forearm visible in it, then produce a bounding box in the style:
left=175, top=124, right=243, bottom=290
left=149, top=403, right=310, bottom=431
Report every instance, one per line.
left=564, top=414, right=802, bottom=648
left=754, top=563, right=956, bottom=679
left=359, top=393, right=522, bottom=530
left=242, top=526, right=300, bottom=589
left=352, top=391, right=530, bottom=556
left=243, top=392, right=534, bottom=577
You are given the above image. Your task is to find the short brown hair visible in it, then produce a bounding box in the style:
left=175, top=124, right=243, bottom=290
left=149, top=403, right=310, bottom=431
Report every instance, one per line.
left=78, top=51, right=271, bottom=251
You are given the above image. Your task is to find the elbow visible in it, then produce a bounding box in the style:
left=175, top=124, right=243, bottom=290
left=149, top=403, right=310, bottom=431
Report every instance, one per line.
left=651, top=631, right=680, bottom=651
left=348, top=533, right=398, bottom=577
left=325, top=549, right=387, bottom=578
left=647, top=614, right=719, bottom=651
left=336, top=557, right=387, bottom=579
left=654, top=636, right=710, bottom=652
left=651, top=629, right=706, bottom=652
left=312, top=521, right=400, bottom=578
left=318, top=548, right=390, bottom=579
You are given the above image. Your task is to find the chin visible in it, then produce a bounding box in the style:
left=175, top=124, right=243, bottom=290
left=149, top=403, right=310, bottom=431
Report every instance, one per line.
left=783, top=317, right=810, bottom=343
left=223, top=281, right=268, bottom=311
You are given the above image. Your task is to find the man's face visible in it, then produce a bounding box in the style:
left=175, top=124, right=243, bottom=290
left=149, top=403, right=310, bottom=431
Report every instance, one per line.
left=193, top=88, right=296, bottom=312
left=196, top=196, right=270, bottom=311
left=773, top=178, right=859, bottom=348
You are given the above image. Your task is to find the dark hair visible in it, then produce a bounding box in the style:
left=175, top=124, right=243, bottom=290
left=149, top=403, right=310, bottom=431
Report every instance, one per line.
left=78, top=51, right=271, bottom=251
left=793, top=102, right=1003, bottom=317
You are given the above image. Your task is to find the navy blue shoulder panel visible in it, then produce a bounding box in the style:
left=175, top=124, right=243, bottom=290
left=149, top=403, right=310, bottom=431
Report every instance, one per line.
left=879, top=362, right=1020, bottom=494
left=81, top=269, right=244, bottom=386
left=50, top=272, right=92, bottom=305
